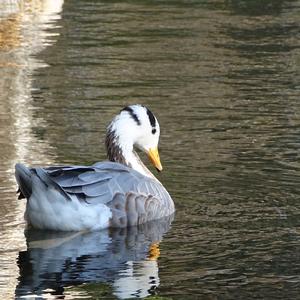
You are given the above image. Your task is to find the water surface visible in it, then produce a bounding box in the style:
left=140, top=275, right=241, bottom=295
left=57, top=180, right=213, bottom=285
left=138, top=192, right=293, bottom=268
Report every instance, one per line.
left=1, top=0, right=300, bottom=299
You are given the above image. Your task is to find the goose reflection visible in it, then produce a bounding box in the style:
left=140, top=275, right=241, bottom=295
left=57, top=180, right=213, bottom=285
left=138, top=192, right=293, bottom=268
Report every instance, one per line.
left=15, top=215, right=173, bottom=299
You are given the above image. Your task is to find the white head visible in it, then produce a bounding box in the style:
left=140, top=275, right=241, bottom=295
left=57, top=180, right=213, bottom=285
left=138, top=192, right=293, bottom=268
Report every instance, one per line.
left=105, top=104, right=163, bottom=174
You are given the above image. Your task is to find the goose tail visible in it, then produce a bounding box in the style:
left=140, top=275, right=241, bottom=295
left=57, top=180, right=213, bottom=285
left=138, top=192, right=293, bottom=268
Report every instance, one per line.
left=15, top=163, right=33, bottom=199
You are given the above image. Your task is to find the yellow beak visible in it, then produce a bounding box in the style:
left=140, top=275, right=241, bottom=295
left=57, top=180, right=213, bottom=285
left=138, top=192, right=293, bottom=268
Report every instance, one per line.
left=147, top=147, right=163, bottom=172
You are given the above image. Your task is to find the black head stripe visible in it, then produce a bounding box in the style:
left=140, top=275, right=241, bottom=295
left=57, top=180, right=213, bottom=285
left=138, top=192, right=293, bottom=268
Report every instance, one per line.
left=146, top=108, right=156, bottom=128
left=122, top=106, right=141, bottom=125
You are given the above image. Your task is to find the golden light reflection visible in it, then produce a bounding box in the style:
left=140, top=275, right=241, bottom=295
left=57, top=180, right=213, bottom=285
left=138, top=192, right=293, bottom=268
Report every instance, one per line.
left=148, top=242, right=161, bottom=261
left=0, top=14, right=21, bottom=50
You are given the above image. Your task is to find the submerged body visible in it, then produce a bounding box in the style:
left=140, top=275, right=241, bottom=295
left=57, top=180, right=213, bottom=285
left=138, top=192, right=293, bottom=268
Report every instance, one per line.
left=15, top=105, right=175, bottom=231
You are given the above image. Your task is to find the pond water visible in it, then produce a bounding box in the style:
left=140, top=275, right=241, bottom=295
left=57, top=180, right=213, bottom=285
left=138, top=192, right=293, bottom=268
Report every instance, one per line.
left=1, top=0, right=300, bottom=299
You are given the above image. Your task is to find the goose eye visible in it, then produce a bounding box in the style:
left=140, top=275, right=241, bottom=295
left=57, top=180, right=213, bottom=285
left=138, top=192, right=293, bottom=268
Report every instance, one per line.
left=152, top=128, right=156, bottom=134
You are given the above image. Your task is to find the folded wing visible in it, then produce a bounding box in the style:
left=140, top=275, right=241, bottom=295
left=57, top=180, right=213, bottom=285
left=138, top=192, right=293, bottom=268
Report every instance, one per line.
left=32, top=161, right=174, bottom=226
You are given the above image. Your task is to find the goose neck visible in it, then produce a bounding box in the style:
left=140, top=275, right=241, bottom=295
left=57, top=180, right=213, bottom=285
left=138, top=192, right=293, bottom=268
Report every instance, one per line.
left=105, top=129, right=155, bottom=179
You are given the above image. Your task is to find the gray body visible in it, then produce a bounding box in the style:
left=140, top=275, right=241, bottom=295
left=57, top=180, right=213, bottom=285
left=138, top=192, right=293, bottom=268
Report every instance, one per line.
left=15, top=162, right=175, bottom=230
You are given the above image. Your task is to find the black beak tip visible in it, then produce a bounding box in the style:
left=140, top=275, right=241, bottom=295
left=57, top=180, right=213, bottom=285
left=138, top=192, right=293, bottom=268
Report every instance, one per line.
left=156, top=167, right=162, bottom=173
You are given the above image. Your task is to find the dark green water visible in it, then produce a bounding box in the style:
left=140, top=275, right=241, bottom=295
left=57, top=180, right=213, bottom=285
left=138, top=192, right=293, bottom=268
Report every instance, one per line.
left=1, top=0, right=300, bottom=299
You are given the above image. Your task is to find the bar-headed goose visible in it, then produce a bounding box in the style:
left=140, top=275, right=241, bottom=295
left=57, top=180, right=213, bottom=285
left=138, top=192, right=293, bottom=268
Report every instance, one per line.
left=15, top=104, right=175, bottom=231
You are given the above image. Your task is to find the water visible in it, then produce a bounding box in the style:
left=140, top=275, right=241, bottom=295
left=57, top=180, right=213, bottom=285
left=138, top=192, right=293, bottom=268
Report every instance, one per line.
left=1, top=0, right=300, bottom=298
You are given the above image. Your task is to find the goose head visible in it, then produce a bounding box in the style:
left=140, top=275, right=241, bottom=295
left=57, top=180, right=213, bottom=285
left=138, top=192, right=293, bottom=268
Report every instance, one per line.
left=105, top=104, right=162, bottom=177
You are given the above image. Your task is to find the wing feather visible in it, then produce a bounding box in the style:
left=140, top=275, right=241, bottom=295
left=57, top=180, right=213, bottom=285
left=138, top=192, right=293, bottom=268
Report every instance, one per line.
left=82, top=182, right=110, bottom=197
left=78, top=172, right=112, bottom=183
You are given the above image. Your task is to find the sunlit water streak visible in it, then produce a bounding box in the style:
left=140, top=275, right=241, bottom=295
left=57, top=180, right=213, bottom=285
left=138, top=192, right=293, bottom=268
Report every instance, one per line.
left=1, top=0, right=300, bottom=299
left=0, top=1, right=63, bottom=298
